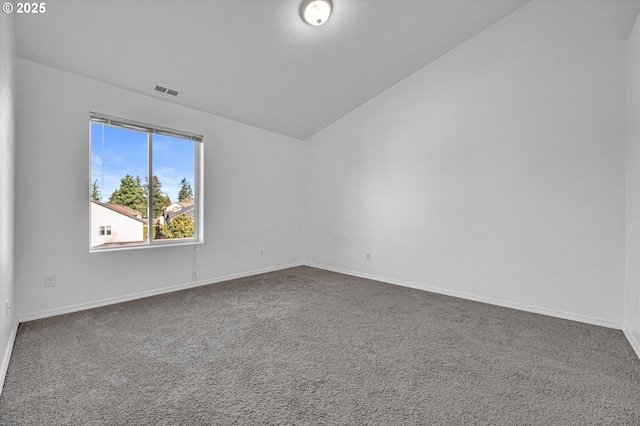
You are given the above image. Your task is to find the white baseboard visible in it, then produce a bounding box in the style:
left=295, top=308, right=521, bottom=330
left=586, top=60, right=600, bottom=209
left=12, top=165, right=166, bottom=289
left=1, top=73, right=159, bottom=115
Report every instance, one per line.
left=17, top=261, right=304, bottom=324
left=305, top=262, right=624, bottom=331
left=194, top=261, right=304, bottom=288
left=623, top=326, right=640, bottom=360
left=0, top=319, right=19, bottom=397
left=12, top=261, right=635, bottom=363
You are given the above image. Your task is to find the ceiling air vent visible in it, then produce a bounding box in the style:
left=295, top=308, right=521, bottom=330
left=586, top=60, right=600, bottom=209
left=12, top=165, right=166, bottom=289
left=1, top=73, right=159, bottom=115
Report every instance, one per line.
left=154, top=85, right=179, bottom=97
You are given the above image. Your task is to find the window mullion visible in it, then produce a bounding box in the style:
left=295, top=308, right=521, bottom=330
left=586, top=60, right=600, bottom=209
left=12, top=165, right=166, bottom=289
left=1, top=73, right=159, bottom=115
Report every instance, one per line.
left=148, top=132, right=154, bottom=244
left=194, top=141, right=200, bottom=240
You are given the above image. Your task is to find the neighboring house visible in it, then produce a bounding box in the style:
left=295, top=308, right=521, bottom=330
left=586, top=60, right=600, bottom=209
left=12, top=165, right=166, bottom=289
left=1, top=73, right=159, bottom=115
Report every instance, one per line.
left=90, top=200, right=146, bottom=248
left=163, top=200, right=195, bottom=225
left=165, top=200, right=193, bottom=213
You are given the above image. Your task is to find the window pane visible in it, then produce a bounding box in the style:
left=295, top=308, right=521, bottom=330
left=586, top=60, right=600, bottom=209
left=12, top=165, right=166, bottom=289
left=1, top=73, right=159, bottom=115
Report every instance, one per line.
left=153, top=134, right=196, bottom=242
left=90, top=123, right=149, bottom=249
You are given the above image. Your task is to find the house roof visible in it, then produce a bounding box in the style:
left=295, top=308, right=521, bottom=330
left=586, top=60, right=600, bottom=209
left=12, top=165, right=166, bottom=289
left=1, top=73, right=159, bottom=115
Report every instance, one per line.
left=165, top=200, right=195, bottom=213
left=167, top=204, right=194, bottom=220
left=91, top=200, right=147, bottom=224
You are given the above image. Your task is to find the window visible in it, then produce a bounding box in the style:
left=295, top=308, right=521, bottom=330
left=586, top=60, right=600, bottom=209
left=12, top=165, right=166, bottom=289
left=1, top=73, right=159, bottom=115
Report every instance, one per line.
left=90, top=113, right=202, bottom=250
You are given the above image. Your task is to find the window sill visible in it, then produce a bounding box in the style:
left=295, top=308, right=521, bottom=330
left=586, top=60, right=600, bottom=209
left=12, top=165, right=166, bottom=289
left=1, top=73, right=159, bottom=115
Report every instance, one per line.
left=89, top=240, right=203, bottom=253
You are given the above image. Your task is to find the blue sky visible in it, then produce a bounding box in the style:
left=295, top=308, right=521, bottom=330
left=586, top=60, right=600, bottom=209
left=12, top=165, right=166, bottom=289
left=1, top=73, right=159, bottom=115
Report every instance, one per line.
left=91, top=123, right=196, bottom=203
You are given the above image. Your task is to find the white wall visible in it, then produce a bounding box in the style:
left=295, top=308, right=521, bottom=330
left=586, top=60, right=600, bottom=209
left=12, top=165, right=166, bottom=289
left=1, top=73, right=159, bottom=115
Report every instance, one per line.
left=15, top=59, right=305, bottom=320
left=0, top=11, right=17, bottom=387
left=625, top=12, right=640, bottom=355
left=305, top=0, right=627, bottom=327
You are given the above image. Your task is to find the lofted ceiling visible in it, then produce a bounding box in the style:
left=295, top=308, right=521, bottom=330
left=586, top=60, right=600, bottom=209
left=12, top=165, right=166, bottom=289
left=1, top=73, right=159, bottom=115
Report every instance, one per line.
left=13, top=0, right=536, bottom=140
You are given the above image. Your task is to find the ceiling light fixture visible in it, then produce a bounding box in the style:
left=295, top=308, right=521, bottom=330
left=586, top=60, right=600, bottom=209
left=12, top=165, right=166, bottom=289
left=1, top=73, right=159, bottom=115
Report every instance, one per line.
left=301, top=0, right=332, bottom=26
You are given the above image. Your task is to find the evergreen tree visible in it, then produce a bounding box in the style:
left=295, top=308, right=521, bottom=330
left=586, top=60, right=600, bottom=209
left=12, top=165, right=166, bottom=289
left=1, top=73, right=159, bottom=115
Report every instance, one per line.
left=146, top=175, right=171, bottom=218
left=91, top=180, right=101, bottom=201
left=178, top=177, right=193, bottom=202
left=109, top=174, right=146, bottom=215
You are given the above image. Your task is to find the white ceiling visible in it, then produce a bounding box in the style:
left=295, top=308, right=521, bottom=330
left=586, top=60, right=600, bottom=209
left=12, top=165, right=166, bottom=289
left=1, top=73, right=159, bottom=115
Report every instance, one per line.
left=14, top=0, right=535, bottom=139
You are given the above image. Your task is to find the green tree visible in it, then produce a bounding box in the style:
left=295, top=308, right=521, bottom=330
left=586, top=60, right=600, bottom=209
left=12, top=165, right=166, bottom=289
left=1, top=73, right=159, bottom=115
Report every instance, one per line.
left=109, top=174, right=146, bottom=215
left=145, top=175, right=171, bottom=218
left=159, top=215, right=194, bottom=239
left=91, top=179, right=101, bottom=201
left=178, top=177, right=193, bottom=202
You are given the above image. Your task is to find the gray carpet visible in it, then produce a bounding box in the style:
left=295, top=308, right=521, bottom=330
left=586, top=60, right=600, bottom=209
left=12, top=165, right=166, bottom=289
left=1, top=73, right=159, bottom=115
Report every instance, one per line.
left=1, top=266, right=639, bottom=425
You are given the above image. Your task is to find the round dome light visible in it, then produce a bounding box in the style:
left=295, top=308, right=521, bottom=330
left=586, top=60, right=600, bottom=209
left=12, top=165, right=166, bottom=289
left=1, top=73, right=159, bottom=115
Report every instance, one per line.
left=301, top=0, right=333, bottom=26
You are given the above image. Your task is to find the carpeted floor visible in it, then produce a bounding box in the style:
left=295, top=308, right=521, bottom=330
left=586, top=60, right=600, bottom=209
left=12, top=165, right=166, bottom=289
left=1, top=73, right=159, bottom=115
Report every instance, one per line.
left=1, top=266, right=639, bottom=425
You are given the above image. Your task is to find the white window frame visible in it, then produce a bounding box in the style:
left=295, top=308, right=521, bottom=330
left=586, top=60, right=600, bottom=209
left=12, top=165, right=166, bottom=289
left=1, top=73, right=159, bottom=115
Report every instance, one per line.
left=90, top=112, right=204, bottom=252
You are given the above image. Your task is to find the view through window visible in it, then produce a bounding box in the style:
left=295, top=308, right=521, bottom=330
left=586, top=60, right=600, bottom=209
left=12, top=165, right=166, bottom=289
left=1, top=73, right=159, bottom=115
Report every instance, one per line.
left=90, top=113, right=202, bottom=250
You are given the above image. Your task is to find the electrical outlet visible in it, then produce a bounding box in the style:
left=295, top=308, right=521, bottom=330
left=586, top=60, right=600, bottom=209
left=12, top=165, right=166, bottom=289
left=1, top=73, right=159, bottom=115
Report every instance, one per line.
left=192, top=272, right=197, bottom=281
left=260, top=248, right=264, bottom=257
left=366, top=252, right=371, bottom=261
left=44, top=274, right=56, bottom=288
